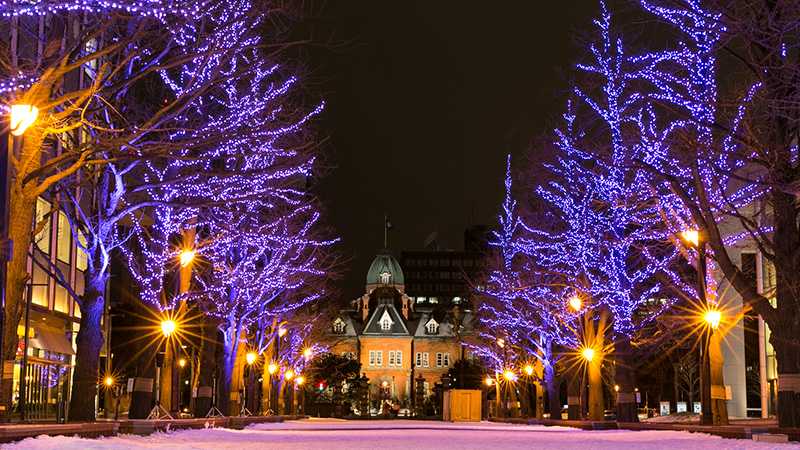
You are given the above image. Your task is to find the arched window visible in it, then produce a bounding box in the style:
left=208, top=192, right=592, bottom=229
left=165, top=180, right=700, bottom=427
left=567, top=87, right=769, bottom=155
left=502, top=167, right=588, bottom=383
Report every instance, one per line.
left=425, top=318, right=439, bottom=335
left=333, top=318, right=346, bottom=334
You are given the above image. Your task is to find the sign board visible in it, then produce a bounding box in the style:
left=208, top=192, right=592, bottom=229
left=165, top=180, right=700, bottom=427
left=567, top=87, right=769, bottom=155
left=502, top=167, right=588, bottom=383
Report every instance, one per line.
left=693, top=402, right=701, bottom=414
left=127, top=378, right=135, bottom=393
left=677, top=401, right=687, bottom=413
left=635, top=392, right=641, bottom=404
left=659, top=401, right=670, bottom=416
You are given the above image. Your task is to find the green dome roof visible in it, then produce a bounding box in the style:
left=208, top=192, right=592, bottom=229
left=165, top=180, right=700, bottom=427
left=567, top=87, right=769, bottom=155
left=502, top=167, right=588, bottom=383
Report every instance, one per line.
left=366, top=252, right=404, bottom=285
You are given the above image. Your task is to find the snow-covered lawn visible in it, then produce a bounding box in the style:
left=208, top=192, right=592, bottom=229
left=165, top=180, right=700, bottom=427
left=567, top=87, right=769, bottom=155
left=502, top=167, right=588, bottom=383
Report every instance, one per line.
left=4, top=419, right=798, bottom=449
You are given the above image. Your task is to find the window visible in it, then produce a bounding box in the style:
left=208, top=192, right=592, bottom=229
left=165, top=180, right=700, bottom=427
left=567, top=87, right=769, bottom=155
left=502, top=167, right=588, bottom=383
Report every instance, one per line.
left=436, top=352, right=442, bottom=367
left=425, top=319, right=439, bottom=335
left=429, top=297, right=439, bottom=304
left=443, top=353, right=450, bottom=367
left=56, top=211, right=71, bottom=263
left=333, top=318, right=346, bottom=334
left=54, top=284, right=69, bottom=314
left=389, top=350, right=401, bottom=367
left=416, top=297, right=426, bottom=304
left=76, top=229, right=88, bottom=271
left=379, top=310, right=393, bottom=331
left=416, top=352, right=422, bottom=367
left=452, top=296, right=462, bottom=304
left=379, top=271, right=391, bottom=284
left=30, top=263, right=49, bottom=307
left=369, top=350, right=383, bottom=367
left=34, top=198, right=51, bottom=254
left=423, top=352, right=429, bottom=367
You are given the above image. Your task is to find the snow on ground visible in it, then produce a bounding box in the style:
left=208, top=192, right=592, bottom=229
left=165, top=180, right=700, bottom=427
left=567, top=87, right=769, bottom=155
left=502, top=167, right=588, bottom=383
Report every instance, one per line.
left=3, top=419, right=798, bottom=450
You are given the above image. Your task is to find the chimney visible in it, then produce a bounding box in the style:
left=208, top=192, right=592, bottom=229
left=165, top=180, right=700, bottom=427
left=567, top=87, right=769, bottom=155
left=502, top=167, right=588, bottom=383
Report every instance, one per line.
left=362, top=295, right=370, bottom=322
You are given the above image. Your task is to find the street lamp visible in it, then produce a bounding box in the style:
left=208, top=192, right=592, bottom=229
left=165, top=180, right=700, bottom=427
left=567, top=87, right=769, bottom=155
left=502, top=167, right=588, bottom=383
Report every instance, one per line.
left=161, top=319, right=177, bottom=337
left=246, top=351, right=258, bottom=366
left=681, top=229, right=700, bottom=248
left=703, top=308, right=721, bottom=330
left=523, top=364, right=534, bottom=377
left=303, top=347, right=313, bottom=360
left=267, top=362, right=278, bottom=375
left=10, top=104, right=39, bottom=136
left=502, top=369, right=517, bottom=382
left=484, top=376, right=494, bottom=387
left=178, top=358, right=187, bottom=368
left=581, top=347, right=595, bottom=363
left=179, top=248, right=196, bottom=268
left=295, top=375, right=305, bottom=386
left=105, top=376, right=115, bottom=387
left=278, top=327, right=287, bottom=337
left=568, top=295, right=582, bottom=312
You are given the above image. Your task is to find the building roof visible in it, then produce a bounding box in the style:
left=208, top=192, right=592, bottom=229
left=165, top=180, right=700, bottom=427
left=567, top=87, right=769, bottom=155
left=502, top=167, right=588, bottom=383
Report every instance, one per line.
left=362, top=302, right=409, bottom=336
left=366, top=252, right=404, bottom=285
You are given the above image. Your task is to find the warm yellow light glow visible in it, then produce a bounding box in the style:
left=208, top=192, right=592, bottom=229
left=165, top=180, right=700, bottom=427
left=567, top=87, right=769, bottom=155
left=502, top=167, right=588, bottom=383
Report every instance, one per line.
left=285, top=369, right=295, bottom=381
left=295, top=375, right=305, bottom=386
left=179, top=249, right=196, bottom=267
left=581, top=347, right=596, bottom=363
left=681, top=229, right=700, bottom=247
left=703, top=309, right=722, bottom=329
left=496, top=338, right=505, bottom=348
left=268, top=362, right=278, bottom=375
left=178, top=358, right=187, bottom=368
left=503, top=369, right=517, bottom=382
left=104, top=376, right=114, bottom=387
left=614, top=384, right=620, bottom=392
left=10, top=104, right=39, bottom=136
left=303, top=348, right=313, bottom=360
left=278, top=328, right=287, bottom=337
left=523, top=364, right=534, bottom=376
left=161, top=319, right=177, bottom=337
left=484, top=376, right=494, bottom=387
left=568, top=295, right=582, bottom=312
left=246, top=352, right=257, bottom=365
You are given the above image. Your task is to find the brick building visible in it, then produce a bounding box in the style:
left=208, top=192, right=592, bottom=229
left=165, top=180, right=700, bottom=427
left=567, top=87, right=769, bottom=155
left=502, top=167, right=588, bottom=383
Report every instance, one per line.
left=329, top=251, right=472, bottom=407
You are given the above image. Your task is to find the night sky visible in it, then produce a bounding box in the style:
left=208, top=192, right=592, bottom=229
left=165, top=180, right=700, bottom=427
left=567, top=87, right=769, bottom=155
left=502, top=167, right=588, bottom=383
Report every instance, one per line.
left=309, top=2, right=598, bottom=298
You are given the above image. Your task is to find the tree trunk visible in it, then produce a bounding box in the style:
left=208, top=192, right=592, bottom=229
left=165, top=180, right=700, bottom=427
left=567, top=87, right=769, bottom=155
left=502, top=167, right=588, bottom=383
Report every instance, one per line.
left=68, top=275, right=107, bottom=421
left=615, top=338, right=638, bottom=423
left=219, top=326, right=239, bottom=416
left=544, top=362, right=561, bottom=420
left=708, top=329, right=728, bottom=425
left=193, top=317, right=217, bottom=417
left=772, top=327, right=800, bottom=428
left=588, top=355, right=604, bottom=420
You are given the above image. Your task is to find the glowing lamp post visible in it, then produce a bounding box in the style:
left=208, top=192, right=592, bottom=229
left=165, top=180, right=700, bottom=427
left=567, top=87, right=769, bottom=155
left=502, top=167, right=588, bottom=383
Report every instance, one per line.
left=246, top=352, right=258, bottom=366
left=161, top=319, right=177, bottom=337
left=503, top=370, right=517, bottom=382
left=178, top=358, right=187, bottom=368
left=104, top=376, right=115, bottom=387
left=295, top=375, right=305, bottom=386
left=179, top=249, right=196, bottom=268
left=568, top=295, right=582, bottom=312
left=303, top=348, right=313, bottom=360
left=523, top=364, right=534, bottom=376
left=703, top=309, right=721, bottom=330
left=484, top=376, right=494, bottom=387
left=581, top=347, right=596, bottom=363
left=10, top=104, right=39, bottom=136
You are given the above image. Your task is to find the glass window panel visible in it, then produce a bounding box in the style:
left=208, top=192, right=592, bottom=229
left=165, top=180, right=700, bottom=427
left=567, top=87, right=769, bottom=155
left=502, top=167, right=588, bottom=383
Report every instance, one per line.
left=34, top=198, right=51, bottom=254
left=31, top=263, right=49, bottom=307
left=56, top=211, right=71, bottom=263
left=76, top=230, right=88, bottom=271
left=54, top=285, right=69, bottom=313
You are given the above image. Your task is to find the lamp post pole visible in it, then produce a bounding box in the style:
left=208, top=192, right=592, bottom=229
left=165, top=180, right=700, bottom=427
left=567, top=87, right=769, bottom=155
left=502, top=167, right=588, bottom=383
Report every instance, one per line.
left=696, top=240, right=713, bottom=426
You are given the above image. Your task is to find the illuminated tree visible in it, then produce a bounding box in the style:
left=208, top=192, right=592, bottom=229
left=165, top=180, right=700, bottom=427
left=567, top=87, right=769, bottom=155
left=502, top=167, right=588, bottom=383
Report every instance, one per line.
left=634, top=0, right=800, bottom=427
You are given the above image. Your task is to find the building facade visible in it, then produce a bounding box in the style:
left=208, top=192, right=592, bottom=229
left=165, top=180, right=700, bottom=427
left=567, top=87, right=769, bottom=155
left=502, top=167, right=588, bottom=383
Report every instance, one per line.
left=329, top=251, right=472, bottom=407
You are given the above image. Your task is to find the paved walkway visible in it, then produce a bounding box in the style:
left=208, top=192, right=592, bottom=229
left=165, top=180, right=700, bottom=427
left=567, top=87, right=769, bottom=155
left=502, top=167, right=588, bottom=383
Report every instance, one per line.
left=5, top=418, right=799, bottom=449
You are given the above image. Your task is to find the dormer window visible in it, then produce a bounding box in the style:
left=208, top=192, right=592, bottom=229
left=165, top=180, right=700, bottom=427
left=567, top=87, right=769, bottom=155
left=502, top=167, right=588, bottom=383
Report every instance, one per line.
left=379, top=310, right=394, bottom=331
left=425, top=318, right=439, bottom=335
left=379, top=271, right=392, bottom=284
left=333, top=318, right=346, bottom=334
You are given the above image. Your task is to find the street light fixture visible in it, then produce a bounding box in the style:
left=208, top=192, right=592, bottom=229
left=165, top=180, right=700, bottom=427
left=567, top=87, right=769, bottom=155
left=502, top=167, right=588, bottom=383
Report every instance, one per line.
left=285, top=369, right=295, bottom=381
left=502, top=369, right=517, bottom=382
left=703, top=308, right=721, bottom=330
left=484, top=376, right=494, bottom=387
left=295, top=375, right=305, bottom=386
left=267, top=362, right=278, bottom=375
left=581, top=347, right=596, bottom=363
left=104, top=376, right=115, bottom=387
left=178, top=358, right=187, bottom=368
left=10, top=104, right=39, bottom=136
left=523, top=364, right=534, bottom=376
left=303, top=348, right=313, bottom=360
left=246, top=351, right=257, bottom=366
left=568, top=295, right=582, bottom=312
left=161, top=319, right=177, bottom=337
left=278, top=327, right=287, bottom=337
left=680, top=229, right=700, bottom=248
left=179, top=248, right=196, bottom=267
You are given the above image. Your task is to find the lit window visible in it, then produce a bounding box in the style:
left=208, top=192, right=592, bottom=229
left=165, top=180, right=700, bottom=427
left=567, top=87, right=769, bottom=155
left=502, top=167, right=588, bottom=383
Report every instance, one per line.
left=76, top=230, right=88, bottom=271
left=423, top=352, right=429, bottom=367
left=333, top=318, right=346, bottom=334
left=54, top=284, right=69, bottom=313
left=416, top=352, right=422, bottom=367
left=452, top=296, right=462, bottom=304
left=396, top=351, right=402, bottom=367
left=425, top=318, right=439, bottom=335
left=378, top=310, right=393, bottom=331
left=31, top=263, right=49, bottom=307
left=379, top=271, right=391, bottom=284
left=56, top=211, right=71, bottom=263
left=416, top=297, right=426, bottom=304
left=34, top=198, right=51, bottom=254
left=443, top=353, right=450, bottom=367
left=429, top=297, right=439, bottom=304
left=436, top=352, right=443, bottom=367
left=388, top=351, right=396, bottom=367
left=369, top=350, right=383, bottom=367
